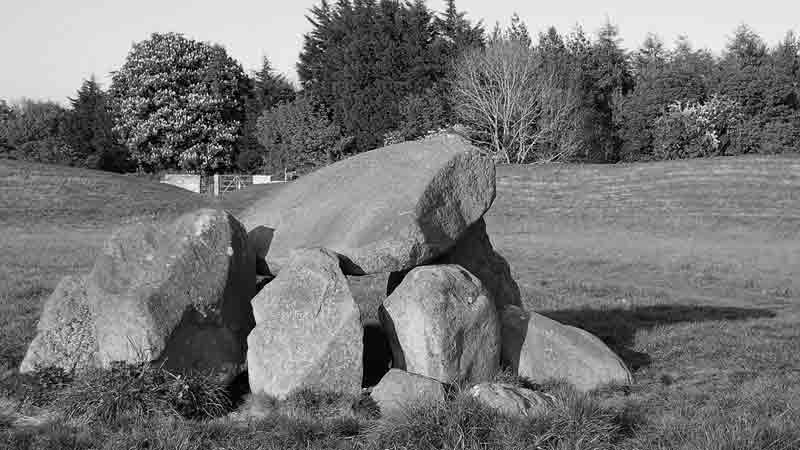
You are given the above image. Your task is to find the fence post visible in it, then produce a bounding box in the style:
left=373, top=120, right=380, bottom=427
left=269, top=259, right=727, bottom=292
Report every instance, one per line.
left=213, top=174, right=220, bottom=196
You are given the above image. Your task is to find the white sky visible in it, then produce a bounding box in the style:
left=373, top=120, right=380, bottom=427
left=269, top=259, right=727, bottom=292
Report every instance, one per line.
left=1, top=0, right=797, bottom=104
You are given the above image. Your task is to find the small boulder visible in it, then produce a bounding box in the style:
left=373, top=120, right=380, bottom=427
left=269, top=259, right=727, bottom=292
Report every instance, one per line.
left=247, top=248, right=363, bottom=398
left=241, top=134, right=496, bottom=275
left=502, top=305, right=633, bottom=391
left=371, top=369, right=447, bottom=416
left=87, top=208, right=255, bottom=377
left=20, top=276, right=98, bottom=373
left=389, top=218, right=522, bottom=312
left=468, top=383, right=555, bottom=418
left=380, top=265, right=500, bottom=384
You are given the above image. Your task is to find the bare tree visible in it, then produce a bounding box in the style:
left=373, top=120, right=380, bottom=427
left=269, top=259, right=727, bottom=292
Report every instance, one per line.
left=451, top=40, right=579, bottom=163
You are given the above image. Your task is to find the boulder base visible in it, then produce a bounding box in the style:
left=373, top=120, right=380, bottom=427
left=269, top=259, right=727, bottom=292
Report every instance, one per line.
left=380, top=265, right=500, bottom=384
left=247, top=248, right=363, bottom=398
left=502, top=305, right=633, bottom=391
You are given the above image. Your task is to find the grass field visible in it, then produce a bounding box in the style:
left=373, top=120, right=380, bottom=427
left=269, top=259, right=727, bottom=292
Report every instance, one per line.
left=1, top=155, right=799, bottom=449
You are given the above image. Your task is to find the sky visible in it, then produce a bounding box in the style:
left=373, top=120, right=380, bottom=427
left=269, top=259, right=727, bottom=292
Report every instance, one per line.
left=1, top=0, right=798, bottom=104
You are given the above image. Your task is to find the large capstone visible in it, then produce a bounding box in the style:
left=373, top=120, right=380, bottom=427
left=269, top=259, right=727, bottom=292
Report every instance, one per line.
left=380, top=265, right=501, bottom=384
left=240, top=134, right=496, bottom=276
left=247, top=248, right=363, bottom=398
left=87, top=208, right=255, bottom=378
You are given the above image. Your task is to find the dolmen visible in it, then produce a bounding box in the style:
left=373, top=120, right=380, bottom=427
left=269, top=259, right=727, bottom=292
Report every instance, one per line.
left=21, top=134, right=632, bottom=415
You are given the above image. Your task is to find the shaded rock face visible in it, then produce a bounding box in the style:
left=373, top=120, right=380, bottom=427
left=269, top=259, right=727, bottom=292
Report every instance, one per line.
left=501, top=306, right=633, bottom=391
left=247, top=248, right=363, bottom=398
left=370, top=369, right=446, bottom=416
left=387, top=218, right=522, bottom=313
left=380, top=265, right=501, bottom=384
left=240, top=134, right=496, bottom=276
left=468, top=383, right=555, bottom=418
left=20, top=276, right=98, bottom=373
left=87, top=208, right=255, bottom=376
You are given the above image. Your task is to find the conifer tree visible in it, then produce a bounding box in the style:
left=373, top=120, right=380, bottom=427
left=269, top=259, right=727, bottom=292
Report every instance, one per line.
left=298, top=0, right=447, bottom=151
left=63, top=76, right=130, bottom=171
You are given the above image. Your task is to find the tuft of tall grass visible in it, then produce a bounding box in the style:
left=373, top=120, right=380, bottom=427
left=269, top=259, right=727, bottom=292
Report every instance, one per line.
left=364, top=381, right=631, bottom=450
left=55, top=362, right=232, bottom=428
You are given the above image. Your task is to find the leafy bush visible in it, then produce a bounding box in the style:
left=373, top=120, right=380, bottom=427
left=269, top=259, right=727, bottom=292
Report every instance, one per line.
left=110, top=32, right=249, bottom=174
left=652, top=95, right=745, bottom=160
left=255, top=95, right=353, bottom=174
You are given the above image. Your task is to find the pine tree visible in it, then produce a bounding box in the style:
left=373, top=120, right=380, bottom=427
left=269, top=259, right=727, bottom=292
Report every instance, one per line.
left=436, top=0, right=484, bottom=56
left=237, top=57, right=296, bottom=172
left=63, top=76, right=130, bottom=171
left=298, top=0, right=446, bottom=151
left=506, top=13, right=531, bottom=47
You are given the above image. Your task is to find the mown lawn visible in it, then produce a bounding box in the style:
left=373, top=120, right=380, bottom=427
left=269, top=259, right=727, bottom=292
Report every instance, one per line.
left=1, top=155, right=798, bottom=449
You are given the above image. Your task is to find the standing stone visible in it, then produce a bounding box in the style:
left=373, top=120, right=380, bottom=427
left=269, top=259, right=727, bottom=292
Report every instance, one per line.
left=388, top=218, right=522, bottom=313
left=87, top=208, right=255, bottom=377
left=468, top=383, right=555, bottom=418
left=380, top=265, right=500, bottom=384
left=247, top=248, right=363, bottom=398
left=240, top=134, right=496, bottom=276
left=501, top=305, right=633, bottom=391
left=20, top=276, right=98, bottom=373
left=370, top=369, right=447, bottom=416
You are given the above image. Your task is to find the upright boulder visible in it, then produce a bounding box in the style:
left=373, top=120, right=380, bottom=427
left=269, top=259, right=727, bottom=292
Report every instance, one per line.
left=247, top=248, right=363, bottom=398
left=380, top=265, right=500, bottom=384
left=20, top=276, right=98, bottom=373
left=501, top=306, right=633, bottom=391
left=388, top=218, right=522, bottom=312
left=87, top=208, right=255, bottom=377
left=240, top=134, right=496, bottom=275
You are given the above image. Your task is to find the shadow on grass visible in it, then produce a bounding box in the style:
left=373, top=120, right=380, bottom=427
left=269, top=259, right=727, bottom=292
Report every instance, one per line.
left=540, top=305, right=776, bottom=371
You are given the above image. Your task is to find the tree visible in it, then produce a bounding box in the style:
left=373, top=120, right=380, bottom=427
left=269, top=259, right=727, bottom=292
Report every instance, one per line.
left=435, top=0, right=484, bottom=58
left=255, top=95, right=353, bottom=174
left=62, top=76, right=132, bottom=172
left=109, top=32, right=249, bottom=173
left=715, top=25, right=800, bottom=153
left=0, top=100, right=13, bottom=156
left=237, top=57, right=296, bottom=173
left=505, top=13, right=532, bottom=47
left=580, top=21, right=634, bottom=161
left=615, top=35, right=711, bottom=160
left=298, top=0, right=447, bottom=152
left=0, top=99, right=73, bottom=164
left=452, top=39, right=579, bottom=163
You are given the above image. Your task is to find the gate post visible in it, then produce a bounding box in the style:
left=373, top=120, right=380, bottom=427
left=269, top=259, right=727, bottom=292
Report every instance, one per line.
left=213, top=174, right=220, bottom=196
